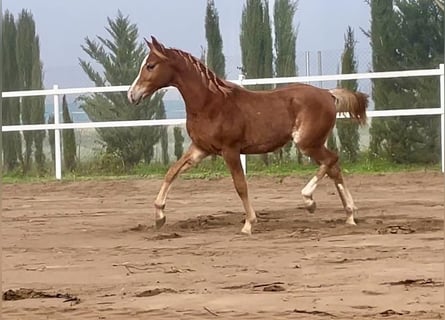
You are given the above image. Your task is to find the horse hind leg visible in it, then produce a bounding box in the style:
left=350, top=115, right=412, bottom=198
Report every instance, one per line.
left=300, top=164, right=328, bottom=213
left=326, top=163, right=357, bottom=225
left=293, top=131, right=322, bottom=212
left=296, top=120, right=357, bottom=224
left=297, top=145, right=336, bottom=214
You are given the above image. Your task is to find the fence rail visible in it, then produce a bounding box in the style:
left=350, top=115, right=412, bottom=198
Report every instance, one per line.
left=2, top=65, right=444, bottom=179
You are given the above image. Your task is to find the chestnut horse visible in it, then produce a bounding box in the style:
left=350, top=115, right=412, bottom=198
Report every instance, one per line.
left=128, top=36, right=368, bottom=235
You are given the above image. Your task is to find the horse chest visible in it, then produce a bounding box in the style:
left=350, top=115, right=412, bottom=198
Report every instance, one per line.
left=186, top=119, right=220, bottom=153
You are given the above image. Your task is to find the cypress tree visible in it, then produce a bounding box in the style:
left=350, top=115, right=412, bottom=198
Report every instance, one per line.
left=392, top=0, right=443, bottom=163
left=274, top=0, right=297, bottom=79
left=262, top=2, right=274, bottom=89
left=337, top=26, right=360, bottom=163
left=368, top=0, right=443, bottom=164
left=16, top=10, right=37, bottom=172
left=2, top=11, right=22, bottom=172
left=31, top=34, right=46, bottom=174
left=173, top=127, right=185, bottom=161
left=205, top=0, right=226, bottom=78
left=47, top=114, right=55, bottom=164
left=240, top=0, right=274, bottom=165
left=62, top=95, right=77, bottom=171
left=15, top=10, right=46, bottom=173
left=158, top=100, right=169, bottom=165
left=368, top=0, right=395, bottom=160
left=240, top=0, right=274, bottom=89
left=205, top=0, right=226, bottom=163
left=273, top=0, right=298, bottom=162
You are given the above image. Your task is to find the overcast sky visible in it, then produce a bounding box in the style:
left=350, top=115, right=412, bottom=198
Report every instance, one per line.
left=4, top=0, right=371, bottom=89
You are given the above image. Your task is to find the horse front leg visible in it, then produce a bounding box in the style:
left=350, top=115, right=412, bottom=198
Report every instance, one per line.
left=154, top=144, right=208, bottom=228
left=222, top=149, right=257, bottom=235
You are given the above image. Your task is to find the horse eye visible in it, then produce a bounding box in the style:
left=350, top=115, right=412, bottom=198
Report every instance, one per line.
left=146, top=63, right=155, bottom=70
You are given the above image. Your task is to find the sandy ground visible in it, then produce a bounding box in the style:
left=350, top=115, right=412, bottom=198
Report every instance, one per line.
left=2, top=171, right=444, bottom=319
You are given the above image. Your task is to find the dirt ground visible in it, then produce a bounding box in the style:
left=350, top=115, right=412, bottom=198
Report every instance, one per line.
left=2, top=172, right=444, bottom=319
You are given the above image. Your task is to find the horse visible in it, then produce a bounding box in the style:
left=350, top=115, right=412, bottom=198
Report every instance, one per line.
left=128, top=36, right=368, bottom=235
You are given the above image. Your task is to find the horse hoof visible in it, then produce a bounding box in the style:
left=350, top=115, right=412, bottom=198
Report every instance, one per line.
left=306, top=201, right=316, bottom=213
left=241, top=224, right=252, bottom=236
left=155, top=217, right=166, bottom=229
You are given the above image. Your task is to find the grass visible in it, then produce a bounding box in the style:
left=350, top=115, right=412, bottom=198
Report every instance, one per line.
left=3, top=154, right=440, bottom=184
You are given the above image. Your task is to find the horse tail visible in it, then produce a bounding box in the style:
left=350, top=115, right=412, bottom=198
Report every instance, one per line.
left=329, top=88, right=368, bottom=125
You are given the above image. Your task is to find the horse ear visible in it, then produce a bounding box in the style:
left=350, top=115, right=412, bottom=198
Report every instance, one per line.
left=144, top=37, right=153, bottom=50
left=151, top=36, right=162, bottom=48
left=149, top=35, right=168, bottom=60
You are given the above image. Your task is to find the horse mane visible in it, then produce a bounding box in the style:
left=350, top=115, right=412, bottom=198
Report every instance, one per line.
left=167, top=48, right=234, bottom=96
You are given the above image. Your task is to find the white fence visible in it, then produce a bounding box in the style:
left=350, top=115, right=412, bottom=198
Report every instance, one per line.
left=2, top=64, right=444, bottom=179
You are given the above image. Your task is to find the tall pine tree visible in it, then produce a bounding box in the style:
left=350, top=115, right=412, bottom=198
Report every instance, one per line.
left=78, top=11, right=166, bottom=168
left=337, top=26, right=360, bottom=163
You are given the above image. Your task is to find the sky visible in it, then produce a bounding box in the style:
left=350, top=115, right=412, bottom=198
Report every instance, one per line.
left=3, top=0, right=371, bottom=90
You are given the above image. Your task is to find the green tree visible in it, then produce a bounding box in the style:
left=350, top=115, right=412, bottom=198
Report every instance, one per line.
left=205, top=0, right=226, bottom=163
left=240, top=0, right=274, bottom=165
left=159, top=101, right=169, bottom=165
left=240, top=0, right=274, bottom=88
left=173, top=127, right=185, bottom=161
left=47, top=114, right=55, bottom=164
left=274, top=0, right=297, bottom=79
left=31, top=35, right=46, bottom=174
left=205, top=0, right=226, bottom=78
left=78, top=11, right=166, bottom=168
left=368, top=0, right=443, bottom=164
left=368, top=0, right=408, bottom=162
left=393, top=0, right=443, bottom=163
left=62, top=95, right=77, bottom=171
left=2, top=11, right=22, bottom=172
left=16, top=9, right=46, bottom=173
left=337, top=26, right=360, bottom=163
left=273, top=0, right=298, bottom=162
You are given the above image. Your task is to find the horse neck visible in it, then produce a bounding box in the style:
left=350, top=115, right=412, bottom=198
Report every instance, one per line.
left=168, top=52, right=226, bottom=114
left=172, top=68, right=209, bottom=110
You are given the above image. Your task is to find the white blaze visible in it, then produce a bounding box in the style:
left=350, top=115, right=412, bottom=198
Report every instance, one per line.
left=128, top=55, right=149, bottom=102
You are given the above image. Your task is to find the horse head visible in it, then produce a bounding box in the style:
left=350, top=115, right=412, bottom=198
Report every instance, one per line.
left=127, top=36, right=173, bottom=104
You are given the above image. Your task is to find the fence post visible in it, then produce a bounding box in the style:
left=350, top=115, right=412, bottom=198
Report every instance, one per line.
left=440, top=64, right=444, bottom=173
left=53, top=84, right=62, bottom=180
left=238, top=73, right=247, bottom=175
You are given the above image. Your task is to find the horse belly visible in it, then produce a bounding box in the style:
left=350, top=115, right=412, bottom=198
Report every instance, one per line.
left=241, top=124, right=292, bottom=154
